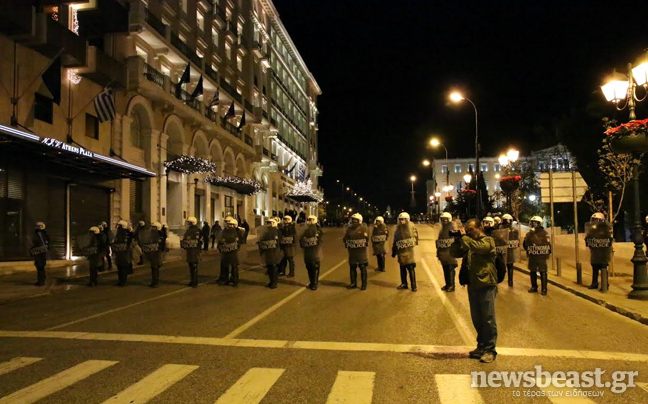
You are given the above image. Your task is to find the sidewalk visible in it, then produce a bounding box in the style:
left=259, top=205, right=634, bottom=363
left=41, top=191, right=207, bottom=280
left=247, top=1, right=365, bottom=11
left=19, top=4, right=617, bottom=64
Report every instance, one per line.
left=514, top=248, right=648, bottom=326
left=0, top=234, right=260, bottom=305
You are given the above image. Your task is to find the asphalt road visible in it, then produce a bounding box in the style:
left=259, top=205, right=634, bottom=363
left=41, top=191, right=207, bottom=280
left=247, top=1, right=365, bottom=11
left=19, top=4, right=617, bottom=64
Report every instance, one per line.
left=1, top=225, right=648, bottom=403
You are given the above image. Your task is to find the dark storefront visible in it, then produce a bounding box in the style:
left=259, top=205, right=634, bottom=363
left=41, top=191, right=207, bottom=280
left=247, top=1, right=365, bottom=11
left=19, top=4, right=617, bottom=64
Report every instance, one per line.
left=0, top=124, right=155, bottom=261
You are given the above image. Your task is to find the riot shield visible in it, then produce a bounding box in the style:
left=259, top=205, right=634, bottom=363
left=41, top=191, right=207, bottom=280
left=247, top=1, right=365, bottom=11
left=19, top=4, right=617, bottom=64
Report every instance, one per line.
left=257, top=226, right=279, bottom=251
left=507, top=228, right=521, bottom=263
left=139, top=229, right=160, bottom=254
left=75, top=234, right=97, bottom=256
left=492, top=228, right=510, bottom=265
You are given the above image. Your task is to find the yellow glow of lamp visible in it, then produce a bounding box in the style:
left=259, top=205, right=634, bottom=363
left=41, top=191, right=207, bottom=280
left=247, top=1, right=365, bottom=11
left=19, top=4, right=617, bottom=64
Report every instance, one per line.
left=633, top=51, right=648, bottom=86
left=498, top=154, right=509, bottom=167
left=422, top=159, right=431, bottom=167
left=463, top=173, right=472, bottom=183
left=507, top=149, right=519, bottom=163
left=430, top=138, right=441, bottom=147
left=450, top=92, right=464, bottom=102
left=601, top=69, right=630, bottom=102
left=410, top=175, right=417, bottom=182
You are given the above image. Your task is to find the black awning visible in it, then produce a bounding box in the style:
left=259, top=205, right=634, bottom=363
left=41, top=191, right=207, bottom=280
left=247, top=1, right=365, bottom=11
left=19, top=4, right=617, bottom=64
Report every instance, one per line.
left=0, top=124, right=156, bottom=180
left=205, top=175, right=262, bottom=195
left=285, top=194, right=322, bottom=203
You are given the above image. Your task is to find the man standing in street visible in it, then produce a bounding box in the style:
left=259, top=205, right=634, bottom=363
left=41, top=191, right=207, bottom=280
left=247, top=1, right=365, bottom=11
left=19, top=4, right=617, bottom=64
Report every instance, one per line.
left=500, top=214, right=519, bottom=287
left=31, top=222, right=50, bottom=286
left=436, top=212, right=457, bottom=292
left=182, top=217, right=202, bottom=288
left=217, top=216, right=245, bottom=287
left=585, top=212, right=613, bottom=292
left=201, top=221, right=211, bottom=251
left=453, top=218, right=498, bottom=363
left=279, top=216, right=297, bottom=277
left=523, top=216, right=551, bottom=295
left=392, top=212, right=419, bottom=292
left=241, top=219, right=250, bottom=244
left=371, top=216, right=388, bottom=272
left=343, top=213, right=370, bottom=290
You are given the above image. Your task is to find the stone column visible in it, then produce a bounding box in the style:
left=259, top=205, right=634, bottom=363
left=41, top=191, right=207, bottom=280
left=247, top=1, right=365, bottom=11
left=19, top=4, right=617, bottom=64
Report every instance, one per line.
left=159, top=132, right=169, bottom=224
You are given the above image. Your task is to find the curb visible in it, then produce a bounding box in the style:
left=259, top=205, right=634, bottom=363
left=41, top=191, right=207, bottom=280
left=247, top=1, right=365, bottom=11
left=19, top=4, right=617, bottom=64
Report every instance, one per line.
left=513, top=265, right=648, bottom=326
left=55, top=256, right=184, bottom=281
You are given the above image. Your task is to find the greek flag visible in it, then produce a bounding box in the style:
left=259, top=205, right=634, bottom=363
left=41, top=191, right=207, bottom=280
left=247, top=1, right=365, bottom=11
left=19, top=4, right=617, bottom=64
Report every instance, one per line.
left=298, top=165, right=306, bottom=181
left=94, top=87, right=116, bottom=123
left=209, top=89, right=219, bottom=107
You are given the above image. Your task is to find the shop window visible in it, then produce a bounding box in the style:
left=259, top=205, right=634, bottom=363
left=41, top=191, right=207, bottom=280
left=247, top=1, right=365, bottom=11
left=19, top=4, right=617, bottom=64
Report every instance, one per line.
left=34, top=93, right=53, bottom=124
left=130, top=112, right=142, bottom=148
left=85, top=114, right=99, bottom=139
left=224, top=195, right=234, bottom=216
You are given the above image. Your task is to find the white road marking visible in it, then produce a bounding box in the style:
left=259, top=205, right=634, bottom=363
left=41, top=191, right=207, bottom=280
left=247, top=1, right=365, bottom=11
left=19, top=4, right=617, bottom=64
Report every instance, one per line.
left=421, top=257, right=475, bottom=346
left=435, top=374, right=484, bottom=404
left=45, top=264, right=264, bottom=331
left=536, top=377, right=596, bottom=404
left=223, top=259, right=347, bottom=339
left=214, top=367, right=284, bottom=404
left=0, top=357, right=42, bottom=376
left=326, top=371, right=375, bottom=404
left=100, top=364, right=199, bottom=404
left=0, top=360, right=117, bottom=404
left=1, top=330, right=648, bottom=362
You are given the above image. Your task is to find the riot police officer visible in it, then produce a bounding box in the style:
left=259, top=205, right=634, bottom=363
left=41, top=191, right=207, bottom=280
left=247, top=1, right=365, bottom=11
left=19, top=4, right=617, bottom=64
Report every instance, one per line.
left=182, top=217, right=202, bottom=288
left=585, top=212, right=613, bottom=291
left=87, top=226, right=103, bottom=287
left=300, top=215, right=323, bottom=290
left=371, top=216, right=388, bottom=272
left=279, top=215, right=297, bottom=277
left=31, top=222, right=50, bottom=286
left=436, top=212, right=457, bottom=292
left=500, top=214, right=520, bottom=286
left=112, top=220, right=133, bottom=287
left=523, top=216, right=551, bottom=295
left=392, top=212, right=419, bottom=292
left=101, top=221, right=112, bottom=270
left=217, top=216, right=245, bottom=287
left=259, top=217, right=282, bottom=289
left=144, top=222, right=164, bottom=288
left=344, top=213, right=370, bottom=290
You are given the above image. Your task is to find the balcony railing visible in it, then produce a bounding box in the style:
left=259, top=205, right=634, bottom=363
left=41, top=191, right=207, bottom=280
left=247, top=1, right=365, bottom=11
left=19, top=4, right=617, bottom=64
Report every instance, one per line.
left=205, top=63, right=218, bottom=83
left=220, top=77, right=242, bottom=103
left=221, top=117, right=240, bottom=138
left=170, top=83, right=201, bottom=112
left=170, top=32, right=202, bottom=67
left=143, top=61, right=165, bottom=89
left=204, top=107, right=218, bottom=122
left=271, top=70, right=308, bottom=118
left=144, top=9, right=166, bottom=37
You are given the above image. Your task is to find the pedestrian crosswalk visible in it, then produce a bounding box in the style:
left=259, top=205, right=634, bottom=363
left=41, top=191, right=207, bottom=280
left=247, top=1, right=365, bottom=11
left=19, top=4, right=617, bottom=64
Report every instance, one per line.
left=0, top=356, right=643, bottom=403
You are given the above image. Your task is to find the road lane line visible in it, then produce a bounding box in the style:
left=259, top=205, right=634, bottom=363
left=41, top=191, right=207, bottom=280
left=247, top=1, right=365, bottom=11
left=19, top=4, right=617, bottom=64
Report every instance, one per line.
left=100, top=364, right=199, bottom=404
left=435, top=374, right=484, bottom=404
left=421, top=257, right=475, bottom=346
left=2, top=330, right=648, bottom=362
left=45, top=263, right=265, bottom=331
left=214, top=367, right=284, bottom=404
left=536, top=377, right=597, bottom=404
left=326, top=371, right=375, bottom=404
left=0, top=357, right=42, bottom=376
left=223, top=259, right=347, bottom=339
left=0, top=360, right=117, bottom=404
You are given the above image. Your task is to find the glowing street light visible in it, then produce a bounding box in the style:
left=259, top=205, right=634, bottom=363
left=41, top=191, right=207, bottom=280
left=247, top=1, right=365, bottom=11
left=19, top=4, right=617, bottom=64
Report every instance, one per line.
left=422, top=159, right=431, bottom=167
left=463, top=173, right=472, bottom=184
left=449, top=92, right=464, bottom=102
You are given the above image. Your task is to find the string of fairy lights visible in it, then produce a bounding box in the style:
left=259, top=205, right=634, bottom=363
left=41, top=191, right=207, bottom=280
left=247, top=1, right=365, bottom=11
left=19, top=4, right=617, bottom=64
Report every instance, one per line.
left=205, top=175, right=263, bottom=196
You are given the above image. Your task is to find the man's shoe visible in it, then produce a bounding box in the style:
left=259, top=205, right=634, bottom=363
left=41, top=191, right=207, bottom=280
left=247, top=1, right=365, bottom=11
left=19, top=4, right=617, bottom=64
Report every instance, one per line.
left=441, top=285, right=448, bottom=291
left=528, top=287, right=538, bottom=293
left=396, top=284, right=408, bottom=290
left=446, top=285, right=455, bottom=292
left=480, top=352, right=497, bottom=363
left=588, top=284, right=599, bottom=290
left=347, top=283, right=357, bottom=289
left=469, top=348, right=484, bottom=359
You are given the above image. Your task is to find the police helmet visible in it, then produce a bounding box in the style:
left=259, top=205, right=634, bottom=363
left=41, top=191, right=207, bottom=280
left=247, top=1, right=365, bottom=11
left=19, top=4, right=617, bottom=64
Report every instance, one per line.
left=225, top=216, right=238, bottom=227
left=89, top=226, right=101, bottom=234
left=440, top=212, right=452, bottom=222
left=591, top=212, right=605, bottom=223
left=530, top=216, right=543, bottom=227
left=307, top=215, right=318, bottom=224
left=117, top=220, right=129, bottom=228
left=398, top=212, right=410, bottom=222
left=186, top=217, right=198, bottom=225
left=283, top=216, right=293, bottom=224
left=152, top=222, right=163, bottom=230
left=351, top=213, right=363, bottom=223
left=482, top=216, right=495, bottom=227
left=374, top=216, right=384, bottom=224
left=35, top=222, right=46, bottom=230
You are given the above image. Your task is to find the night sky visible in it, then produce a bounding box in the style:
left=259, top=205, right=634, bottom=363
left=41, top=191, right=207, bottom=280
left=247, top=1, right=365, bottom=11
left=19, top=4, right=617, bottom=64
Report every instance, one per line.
left=272, top=0, right=648, bottom=212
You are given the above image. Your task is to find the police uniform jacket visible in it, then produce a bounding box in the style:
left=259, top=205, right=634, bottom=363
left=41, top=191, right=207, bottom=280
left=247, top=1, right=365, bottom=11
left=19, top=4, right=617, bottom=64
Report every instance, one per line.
left=87, top=233, right=104, bottom=268
left=436, top=223, right=457, bottom=266
left=501, top=224, right=520, bottom=263
left=523, top=227, right=551, bottom=272
left=392, top=222, right=419, bottom=266
left=279, top=223, right=297, bottom=258
left=144, top=228, right=164, bottom=267
left=218, top=227, right=244, bottom=266
left=259, top=226, right=282, bottom=265
left=371, top=223, right=389, bottom=256
left=183, top=225, right=202, bottom=264
left=585, top=222, right=613, bottom=266
left=111, top=228, right=133, bottom=266
left=32, top=229, right=50, bottom=266
left=300, top=224, right=323, bottom=264
left=344, top=223, right=369, bottom=265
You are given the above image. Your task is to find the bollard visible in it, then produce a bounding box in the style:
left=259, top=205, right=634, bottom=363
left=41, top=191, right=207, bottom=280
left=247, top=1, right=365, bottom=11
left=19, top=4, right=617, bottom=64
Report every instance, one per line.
left=576, top=262, right=583, bottom=285
left=556, top=258, right=561, bottom=277
left=600, top=268, right=609, bottom=293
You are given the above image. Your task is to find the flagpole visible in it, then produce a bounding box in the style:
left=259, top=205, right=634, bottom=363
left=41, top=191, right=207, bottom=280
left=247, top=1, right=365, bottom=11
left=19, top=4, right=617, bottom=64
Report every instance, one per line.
left=70, top=80, right=115, bottom=121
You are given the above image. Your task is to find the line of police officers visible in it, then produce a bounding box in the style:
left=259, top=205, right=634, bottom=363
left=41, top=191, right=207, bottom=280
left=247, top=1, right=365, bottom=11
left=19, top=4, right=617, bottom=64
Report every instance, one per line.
left=30, top=208, right=613, bottom=294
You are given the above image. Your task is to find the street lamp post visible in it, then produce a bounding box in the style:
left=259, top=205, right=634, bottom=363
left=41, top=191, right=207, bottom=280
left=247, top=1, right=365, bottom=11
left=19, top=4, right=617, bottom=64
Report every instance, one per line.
left=430, top=138, right=450, bottom=189
left=601, top=52, right=648, bottom=300
left=463, top=172, right=472, bottom=217
left=498, top=149, right=519, bottom=213
left=451, top=92, right=481, bottom=218
left=410, top=175, right=416, bottom=209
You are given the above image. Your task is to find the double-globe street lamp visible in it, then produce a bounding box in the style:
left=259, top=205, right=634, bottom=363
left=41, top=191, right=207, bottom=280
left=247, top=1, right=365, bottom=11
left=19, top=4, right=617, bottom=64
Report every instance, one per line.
left=498, top=149, right=520, bottom=213
left=601, top=51, right=648, bottom=300
left=450, top=92, right=481, bottom=218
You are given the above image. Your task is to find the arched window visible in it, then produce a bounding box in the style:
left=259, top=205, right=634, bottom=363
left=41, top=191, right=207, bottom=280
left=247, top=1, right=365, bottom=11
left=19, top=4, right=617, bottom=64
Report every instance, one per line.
left=130, top=112, right=142, bottom=148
